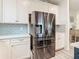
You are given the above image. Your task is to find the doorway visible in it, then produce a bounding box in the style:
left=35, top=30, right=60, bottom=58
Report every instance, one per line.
left=69, top=0, right=79, bottom=47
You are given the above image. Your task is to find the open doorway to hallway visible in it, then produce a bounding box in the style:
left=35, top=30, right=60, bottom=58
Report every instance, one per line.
left=69, top=0, right=79, bottom=46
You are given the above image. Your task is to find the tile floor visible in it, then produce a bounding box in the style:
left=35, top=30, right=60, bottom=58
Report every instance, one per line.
left=50, top=46, right=74, bottom=59
left=30, top=46, right=74, bottom=59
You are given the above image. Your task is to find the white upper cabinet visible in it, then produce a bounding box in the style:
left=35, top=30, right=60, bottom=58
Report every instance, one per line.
left=16, top=0, right=31, bottom=24
left=3, top=0, right=30, bottom=24
left=3, top=0, right=17, bottom=23
left=2, top=0, right=58, bottom=24
left=0, top=0, right=3, bottom=23
left=31, top=1, right=49, bottom=12
left=48, top=4, right=58, bottom=14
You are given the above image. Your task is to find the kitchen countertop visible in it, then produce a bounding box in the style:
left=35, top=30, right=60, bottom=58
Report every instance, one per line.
left=71, top=42, right=79, bottom=48
left=0, top=34, right=30, bottom=39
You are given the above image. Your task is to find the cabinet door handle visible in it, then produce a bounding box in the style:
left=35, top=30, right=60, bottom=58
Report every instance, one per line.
left=11, top=45, right=14, bottom=47
left=16, top=20, right=19, bottom=22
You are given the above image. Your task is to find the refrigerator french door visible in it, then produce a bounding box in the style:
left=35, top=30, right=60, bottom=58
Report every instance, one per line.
left=30, top=11, right=55, bottom=59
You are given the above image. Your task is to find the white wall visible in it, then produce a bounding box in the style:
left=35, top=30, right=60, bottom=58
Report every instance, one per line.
left=69, top=11, right=79, bottom=30
left=57, top=0, right=70, bottom=50
left=69, top=10, right=77, bottom=29
left=75, top=12, right=79, bottom=29
left=70, top=10, right=77, bottom=18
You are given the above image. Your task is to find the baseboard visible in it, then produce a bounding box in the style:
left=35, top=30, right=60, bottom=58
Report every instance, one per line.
left=55, top=48, right=64, bottom=52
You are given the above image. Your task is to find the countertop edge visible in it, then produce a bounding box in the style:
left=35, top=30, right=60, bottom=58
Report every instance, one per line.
left=0, top=34, right=30, bottom=39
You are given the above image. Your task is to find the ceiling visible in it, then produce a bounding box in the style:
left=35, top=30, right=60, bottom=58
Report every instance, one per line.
left=70, top=0, right=79, bottom=11
left=40, top=0, right=63, bottom=5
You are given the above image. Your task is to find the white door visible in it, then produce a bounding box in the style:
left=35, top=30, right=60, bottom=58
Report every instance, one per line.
left=11, top=44, right=30, bottom=59
left=0, top=45, right=10, bottom=59
left=16, top=0, right=31, bottom=24
left=31, top=1, right=49, bottom=12
left=11, top=38, right=30, bottom=59
left=0, top=40, right=10, bottom=59
left=56, top=32, right=65, bottom=50
left=3, top=0, right=16, bottom=23
left=48, top=4, right=58, bottom=14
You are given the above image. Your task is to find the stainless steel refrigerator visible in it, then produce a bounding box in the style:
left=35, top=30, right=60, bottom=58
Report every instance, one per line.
left=29, top=11, right=55, bottom=59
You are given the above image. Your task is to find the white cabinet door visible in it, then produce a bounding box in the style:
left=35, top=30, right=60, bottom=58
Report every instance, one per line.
left=3, top=0, right=30, bottom=23
left=48, top=4, right=58, bottom=14
left=56, top=32, right=65, bottom=50
left=16, top=0, right=31, bottom=24
left=11, top=38, right=30, bottom=59
left=0, top=37, right=30, bottom=59
left=30, top=1, right=49, bottom=12
left=11, top=44, right=30, bottom=59
left=3, top=0, right=17, bottom=23
left=0, top=46, right=10, bottom=59
left=0, top=0, right=3, bottom=22
left=0, top=40, right=10, bottom=59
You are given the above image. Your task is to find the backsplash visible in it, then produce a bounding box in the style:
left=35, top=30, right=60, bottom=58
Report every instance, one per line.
left=56, top=25, right=65, bottom=32
left=0, top=24, right=28, bottom=35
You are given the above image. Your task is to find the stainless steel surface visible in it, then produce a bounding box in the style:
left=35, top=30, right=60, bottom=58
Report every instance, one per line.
left=29, top=11, right=55, bottom=59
